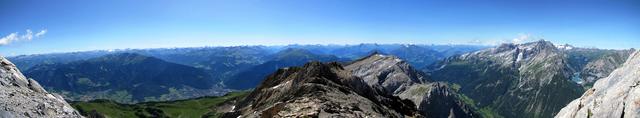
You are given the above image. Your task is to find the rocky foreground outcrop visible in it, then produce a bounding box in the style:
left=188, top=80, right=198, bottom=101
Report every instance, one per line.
left=0, top=56, right=83, bottom=118
left=555, top=50, right=640, bottom=118
left=224, top=62, right=420, bottom=117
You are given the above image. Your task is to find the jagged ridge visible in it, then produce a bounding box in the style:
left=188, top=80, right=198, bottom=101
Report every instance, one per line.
left=225, top=61, right=419, bottom=117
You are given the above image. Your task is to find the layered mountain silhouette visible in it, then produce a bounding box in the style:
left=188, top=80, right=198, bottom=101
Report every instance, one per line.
left=224, top=48, right=347, bottom=90
left=24, top=53, right=222, bottom=103
left=8, top=42, right=638, bottom=117
left=224, top=53, right=477, bottom=117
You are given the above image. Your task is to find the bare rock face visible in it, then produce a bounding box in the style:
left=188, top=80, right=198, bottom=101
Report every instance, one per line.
left=0, top=56, right=83, bottom=118
left=346, top=53, right=426, bottom=94
left=224, top=62, right=420, bottom=118
left=579, top=49, right=634, bottom=85
left=555, top=50, right=640, bottom=118
left=430, top=40, right=583, bottom=118
left=346, top=54, right=477, bottom=118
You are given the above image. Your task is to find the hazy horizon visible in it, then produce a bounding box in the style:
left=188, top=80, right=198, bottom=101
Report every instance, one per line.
left=1, top=0, right=639, bottom=56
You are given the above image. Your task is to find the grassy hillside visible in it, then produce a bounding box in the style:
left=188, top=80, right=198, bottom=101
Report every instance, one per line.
left=71, top=91, right=250, bottom=118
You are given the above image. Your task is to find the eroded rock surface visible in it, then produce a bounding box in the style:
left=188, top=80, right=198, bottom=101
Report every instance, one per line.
left=0, top=56, right=83, bottom=118
left=346, top=53, right=477, bottom=117
left=556, top=50, right=640, bottom=118
left=224, top=62, right=419, bottom=118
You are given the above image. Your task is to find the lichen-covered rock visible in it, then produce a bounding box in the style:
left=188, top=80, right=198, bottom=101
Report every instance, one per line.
left=0, top=56, right=83, bottom=118
left=555, top=50, right=640, bottom=118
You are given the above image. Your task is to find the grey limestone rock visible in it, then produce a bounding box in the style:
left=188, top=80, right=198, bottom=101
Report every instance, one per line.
left=0, top=56, right=83, bottom=118
left=556, top=50, right=640, bottom=118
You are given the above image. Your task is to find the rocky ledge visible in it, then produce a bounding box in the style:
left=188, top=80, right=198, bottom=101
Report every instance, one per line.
left=0, top=56, right=83, bottom=118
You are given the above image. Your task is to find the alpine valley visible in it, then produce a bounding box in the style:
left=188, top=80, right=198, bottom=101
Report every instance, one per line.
left=3, top=42, right=638, bottom=118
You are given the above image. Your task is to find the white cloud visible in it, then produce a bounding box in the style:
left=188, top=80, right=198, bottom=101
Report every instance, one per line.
left=511, top=33, right=532, bottom=44
left=35, top=29, right=47, bottom=37
left=462, top=33, right=540, bottom=46
left=22, top=29, right=34, bottom=40
left=0, top=33, right=19, bottom=45
left=0, top=29, right=47, bottom=46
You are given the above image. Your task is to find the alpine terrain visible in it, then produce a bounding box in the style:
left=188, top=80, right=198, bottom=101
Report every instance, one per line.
left=555, top=50, right=640, bottom=118
left=345, top=53, right=477, bottom=117
left=224, top=53, right=479, bottom=117
left=0, top=56, right=83, bottom=117
left=24, top=53, right=224, bottom=103
left=430, top=40, right=584, bottom=118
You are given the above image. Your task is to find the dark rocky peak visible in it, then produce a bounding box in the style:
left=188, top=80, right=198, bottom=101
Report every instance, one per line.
left=527, top=40, right=556, bottom=49
left=227, top=61, right=419, bottom=117
left=456, top=40, right=563, bottom=70
left=347, top=54, right=478, bottom=117
left=346, top=54, right=427, bottom=94
left=495, top=43, right=517, bottom=52
left=493, top=40, right=556, bottom=52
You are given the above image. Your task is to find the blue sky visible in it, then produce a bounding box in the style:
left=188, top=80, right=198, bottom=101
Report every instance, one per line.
left=1, top=0, right=638, bottom=56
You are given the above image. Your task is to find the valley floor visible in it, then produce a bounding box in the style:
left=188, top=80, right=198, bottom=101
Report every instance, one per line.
left=71, top=91, right=250, bottom=118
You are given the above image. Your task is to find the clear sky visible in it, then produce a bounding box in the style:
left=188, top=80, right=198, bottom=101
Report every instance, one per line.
left=1, top=0, right=638, bottom=56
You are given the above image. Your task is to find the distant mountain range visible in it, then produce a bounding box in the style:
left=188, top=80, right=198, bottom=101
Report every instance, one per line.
left=9, top=44, right=484, bottom=103
left=427, top=40, right=634, bottom=117
left=25, top=53, right=223, bottom=103
left=8, top=42, right=639, bottom=117
left=224, top=48, right=348, bottom=90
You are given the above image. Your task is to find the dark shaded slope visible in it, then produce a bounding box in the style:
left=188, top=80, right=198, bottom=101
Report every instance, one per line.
left=25, top=53, right=219, bottom=103
left=346, top=53, right=478, bottom=118
left=224, top=48, right=346, bottom=90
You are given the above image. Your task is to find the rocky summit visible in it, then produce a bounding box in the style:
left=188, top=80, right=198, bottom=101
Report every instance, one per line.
left=224, top=61, right=420, bottom=117
left=0, top=56, right=83, bottom=118
left=346, top=53, right=427, bottom=94
left=430, top=40, right=584, bottom=118
left=346, top=53, right=477, bottom=117
left=555, top=50, right=640, bottom=118
left=224, top=53, right=479, bottom=118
